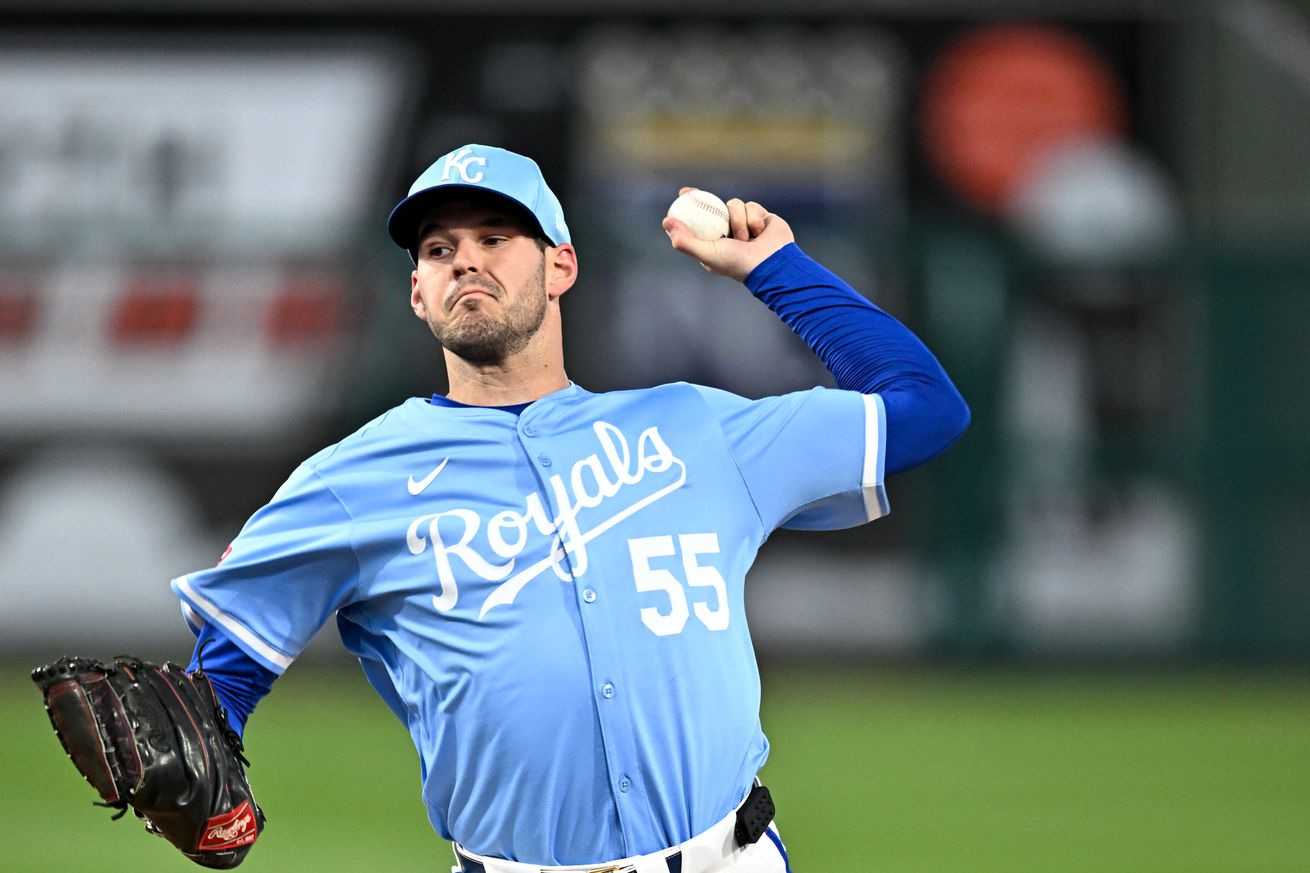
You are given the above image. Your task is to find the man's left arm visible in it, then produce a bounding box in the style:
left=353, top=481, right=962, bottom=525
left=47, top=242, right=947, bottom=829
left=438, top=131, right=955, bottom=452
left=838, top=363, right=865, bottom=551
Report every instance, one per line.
left=187, top=621, right=278, bottom=738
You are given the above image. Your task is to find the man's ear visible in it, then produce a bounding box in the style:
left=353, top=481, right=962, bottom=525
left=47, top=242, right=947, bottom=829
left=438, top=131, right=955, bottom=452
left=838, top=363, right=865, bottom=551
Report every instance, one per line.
left=546, top=244, right=578, bottom=301
left=410, top=271, right=428, bottom=319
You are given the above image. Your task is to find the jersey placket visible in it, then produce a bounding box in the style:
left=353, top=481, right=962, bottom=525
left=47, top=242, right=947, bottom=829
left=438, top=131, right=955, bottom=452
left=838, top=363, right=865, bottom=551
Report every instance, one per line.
left=516, top=405, right=659, bottom=855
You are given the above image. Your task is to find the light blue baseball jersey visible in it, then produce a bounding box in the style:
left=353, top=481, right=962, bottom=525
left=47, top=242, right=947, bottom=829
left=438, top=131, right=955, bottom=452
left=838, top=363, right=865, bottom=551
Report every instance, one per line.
left=172, top=381, right=887, bottom=865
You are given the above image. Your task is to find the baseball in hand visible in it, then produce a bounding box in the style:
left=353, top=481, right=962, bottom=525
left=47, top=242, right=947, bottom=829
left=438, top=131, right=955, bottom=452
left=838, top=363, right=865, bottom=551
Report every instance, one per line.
left=667, top=190, right=730, bottom=241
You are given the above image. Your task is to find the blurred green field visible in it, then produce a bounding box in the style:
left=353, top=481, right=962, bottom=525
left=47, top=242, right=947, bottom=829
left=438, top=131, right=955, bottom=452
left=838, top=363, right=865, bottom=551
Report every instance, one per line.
left=3, top=662, right=1307, bottom=873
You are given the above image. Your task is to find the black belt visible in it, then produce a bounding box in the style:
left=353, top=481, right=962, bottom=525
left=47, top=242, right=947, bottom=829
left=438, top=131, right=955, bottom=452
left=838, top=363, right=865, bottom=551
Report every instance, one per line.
left=453, top=784, right=774, bottom=873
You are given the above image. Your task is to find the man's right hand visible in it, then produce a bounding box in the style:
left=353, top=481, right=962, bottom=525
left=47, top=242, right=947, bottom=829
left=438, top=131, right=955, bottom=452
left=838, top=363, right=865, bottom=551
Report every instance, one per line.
left=662, top=187, right=795, bottom=283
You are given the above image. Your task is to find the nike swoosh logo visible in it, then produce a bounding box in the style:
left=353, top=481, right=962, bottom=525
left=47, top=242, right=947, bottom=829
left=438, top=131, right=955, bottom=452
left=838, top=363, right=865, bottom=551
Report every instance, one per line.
left=407, top=458, right=449, bottom=496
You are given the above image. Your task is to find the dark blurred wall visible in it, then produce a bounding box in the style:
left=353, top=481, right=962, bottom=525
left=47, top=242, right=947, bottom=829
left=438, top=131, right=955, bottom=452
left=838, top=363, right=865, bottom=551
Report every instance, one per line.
left=1, top=1, right=1306, bottom=660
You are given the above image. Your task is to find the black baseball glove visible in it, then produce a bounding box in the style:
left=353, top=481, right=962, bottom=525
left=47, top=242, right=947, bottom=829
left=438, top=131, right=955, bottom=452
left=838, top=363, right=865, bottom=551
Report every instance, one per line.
left=32, top=655, right=265, bottom=869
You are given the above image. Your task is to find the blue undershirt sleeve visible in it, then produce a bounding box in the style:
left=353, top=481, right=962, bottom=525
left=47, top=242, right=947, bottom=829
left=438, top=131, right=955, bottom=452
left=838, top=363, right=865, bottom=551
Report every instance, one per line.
left=186, top=622, right=277, bottom=737
left=743, top=243, right=969, bottom=476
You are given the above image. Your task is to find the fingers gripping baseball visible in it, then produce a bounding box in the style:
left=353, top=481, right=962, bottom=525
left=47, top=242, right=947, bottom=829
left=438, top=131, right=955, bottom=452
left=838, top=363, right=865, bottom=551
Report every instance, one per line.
left=663, top=187, right=794, bottom=283
left=727, top=197, right=767, bottom=242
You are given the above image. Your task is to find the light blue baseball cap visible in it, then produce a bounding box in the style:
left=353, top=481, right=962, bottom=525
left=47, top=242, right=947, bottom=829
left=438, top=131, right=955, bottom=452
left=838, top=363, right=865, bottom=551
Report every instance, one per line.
left=387, top=144, right=571, bottom=262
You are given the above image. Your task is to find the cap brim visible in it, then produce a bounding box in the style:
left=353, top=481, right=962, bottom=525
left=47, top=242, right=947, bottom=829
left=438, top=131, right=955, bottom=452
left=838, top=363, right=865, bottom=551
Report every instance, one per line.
left=386, top=185, right=549, bottom=256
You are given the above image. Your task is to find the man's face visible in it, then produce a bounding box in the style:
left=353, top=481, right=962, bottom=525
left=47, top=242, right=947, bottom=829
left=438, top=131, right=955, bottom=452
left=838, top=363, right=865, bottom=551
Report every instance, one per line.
left=410, top=197, right=550, bottom=365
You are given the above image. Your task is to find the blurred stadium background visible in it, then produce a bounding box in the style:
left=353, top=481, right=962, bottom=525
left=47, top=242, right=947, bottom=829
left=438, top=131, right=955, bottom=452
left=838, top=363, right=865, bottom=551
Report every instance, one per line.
left=1, top=1, right=1307, bottom=870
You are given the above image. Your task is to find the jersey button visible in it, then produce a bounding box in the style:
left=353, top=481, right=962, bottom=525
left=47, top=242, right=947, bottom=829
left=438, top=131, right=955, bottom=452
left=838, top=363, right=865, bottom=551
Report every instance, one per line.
left=522, top=424, right=537, bottom=437
left=582, top=588, right=597, bottom=603
left=618, top=776, right=631, bottom=793
left=601, top=682, right=615, bottom=699
left=537, top=454, right=552, bottom=467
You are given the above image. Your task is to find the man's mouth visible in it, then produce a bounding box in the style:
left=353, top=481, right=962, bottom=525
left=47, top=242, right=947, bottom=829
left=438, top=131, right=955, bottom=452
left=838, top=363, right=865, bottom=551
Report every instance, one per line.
left=450, top=285, right=497, bottom=309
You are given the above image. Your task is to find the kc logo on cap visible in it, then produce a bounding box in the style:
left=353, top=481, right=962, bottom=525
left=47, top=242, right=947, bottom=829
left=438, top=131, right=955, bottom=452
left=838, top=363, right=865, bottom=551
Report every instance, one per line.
left=439, top=148, right=488, bottom=185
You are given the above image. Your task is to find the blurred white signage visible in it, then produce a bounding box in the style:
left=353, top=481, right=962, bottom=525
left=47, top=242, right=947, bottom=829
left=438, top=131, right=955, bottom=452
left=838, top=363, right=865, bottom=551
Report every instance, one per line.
left=0, top=42, right=410, bottom=441
left=0, top=45, right=406, bottom=249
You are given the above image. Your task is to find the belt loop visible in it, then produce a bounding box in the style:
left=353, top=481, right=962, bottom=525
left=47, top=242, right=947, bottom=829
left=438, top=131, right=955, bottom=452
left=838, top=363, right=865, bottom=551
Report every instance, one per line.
left=454, top=847, right=487, bottom=873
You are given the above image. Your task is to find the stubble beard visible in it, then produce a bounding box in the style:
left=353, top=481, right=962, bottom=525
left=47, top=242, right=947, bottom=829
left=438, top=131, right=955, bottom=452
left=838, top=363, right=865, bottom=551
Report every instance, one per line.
left=429, top=264, right=548, bottom=365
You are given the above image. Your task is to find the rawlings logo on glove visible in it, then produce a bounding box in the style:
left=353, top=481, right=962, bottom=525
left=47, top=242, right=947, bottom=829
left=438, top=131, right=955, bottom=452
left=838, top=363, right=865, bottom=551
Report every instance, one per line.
left=200, top=801, right=260, bottom=851
left=32, top=656, right=265, bottom=869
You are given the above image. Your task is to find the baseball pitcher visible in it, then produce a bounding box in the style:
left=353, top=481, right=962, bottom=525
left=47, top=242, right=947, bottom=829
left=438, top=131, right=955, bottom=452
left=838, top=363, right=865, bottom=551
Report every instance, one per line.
left=34, top=144, right=968, bottom=872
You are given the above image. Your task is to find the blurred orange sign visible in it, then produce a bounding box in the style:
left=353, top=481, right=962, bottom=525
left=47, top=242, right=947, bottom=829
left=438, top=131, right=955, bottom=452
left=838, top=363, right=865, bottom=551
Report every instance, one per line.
left=919, top=23, right=1126, bottom=212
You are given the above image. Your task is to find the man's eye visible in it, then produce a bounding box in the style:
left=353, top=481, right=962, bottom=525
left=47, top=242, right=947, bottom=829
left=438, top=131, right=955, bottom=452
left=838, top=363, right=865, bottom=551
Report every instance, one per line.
left=484, top=236, right=509, bottom=246
left=425, top=245, right=452, bottom=259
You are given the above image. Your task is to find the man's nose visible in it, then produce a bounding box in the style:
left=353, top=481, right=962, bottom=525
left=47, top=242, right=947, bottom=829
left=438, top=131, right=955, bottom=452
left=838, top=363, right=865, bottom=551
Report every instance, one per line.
left=451, top=239, right=482, bottom=275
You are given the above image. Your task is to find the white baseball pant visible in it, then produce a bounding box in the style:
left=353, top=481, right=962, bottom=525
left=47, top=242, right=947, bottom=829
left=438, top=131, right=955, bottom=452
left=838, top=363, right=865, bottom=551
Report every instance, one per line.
left=450, top=807, right=790, bottom=873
